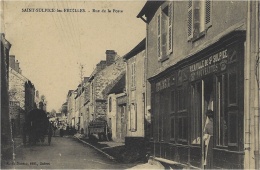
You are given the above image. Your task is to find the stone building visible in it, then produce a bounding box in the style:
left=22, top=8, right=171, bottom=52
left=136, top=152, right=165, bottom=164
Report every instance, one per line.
left=9, top=56, right=35, bottom=135
left=1, top=33, right=12, bottom=160
left=88, top=50, right=124, bottom=121
left=137, top=0, right=259, bottom=169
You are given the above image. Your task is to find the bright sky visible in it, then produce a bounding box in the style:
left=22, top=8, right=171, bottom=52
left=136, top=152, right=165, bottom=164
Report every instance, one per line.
left=2, top=0, right=146, bottom=112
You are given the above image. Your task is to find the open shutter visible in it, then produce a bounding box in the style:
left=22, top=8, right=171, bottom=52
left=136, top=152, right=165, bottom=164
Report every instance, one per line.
left=157, top=7, right=162, bottom=60
left=187, top=0, right=193, bottom=40
left=133, top=62, right=135, bottom=87
left=205, top=0, right=212, bottom=28
left=168, top=1, right=173, bottom=54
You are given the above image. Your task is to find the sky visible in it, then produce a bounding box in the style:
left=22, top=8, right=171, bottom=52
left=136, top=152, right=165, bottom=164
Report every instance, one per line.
left=2, top=0, right=146, bottom=112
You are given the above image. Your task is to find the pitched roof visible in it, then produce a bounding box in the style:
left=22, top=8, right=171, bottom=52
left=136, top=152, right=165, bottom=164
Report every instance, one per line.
left=123, top=38, right=146, bottom=60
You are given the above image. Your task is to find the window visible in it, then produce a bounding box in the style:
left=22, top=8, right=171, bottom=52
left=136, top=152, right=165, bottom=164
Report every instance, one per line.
left=228, top=72, right=237, bottom=105
left=109, top=97, right=112, bottom=112
left=130, top=103, right=137, bottom=131
left=216, top=74, right=228, bottom=146
left=131, top=62, right=136, bottom=88
left=178, top=116, right=188, bottom=142
left=188, top=0, right=212, bottom=40
left=171, top=90, right=175, bottom=112
left=157, top=2, right=173, bottom=61
left=170, top=117, right=175, bottom=140
left=191, top=82, right=202, bottom=145
left=228, top=112, right=238, bottom=145
left=177, top=85, right=188, bottom=142
left=177, top=87, right=187, bottom=111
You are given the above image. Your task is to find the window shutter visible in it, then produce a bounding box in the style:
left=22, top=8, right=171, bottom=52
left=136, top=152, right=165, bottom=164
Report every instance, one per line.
left=157, top=7, right=162, bottom=60
left=205, top=0, right=212, bottom=28
left=134, top=104, right=137, bottom=130
left=187, top=0, right=193, bottom=39
left=168, top=2, right=173, bottom=55
left=133, top=62, right=135, bottom=87
left=131, top=63, right=134, bottom=87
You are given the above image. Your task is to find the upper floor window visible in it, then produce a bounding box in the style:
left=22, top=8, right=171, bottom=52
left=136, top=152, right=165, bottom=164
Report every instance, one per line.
left=157, top=1, right=173, bottom=61
left=109, top=97, right=112, bottom=112
left=131, top=62, right=136, bottom=88
left=188, top=0, right=212, bottom=41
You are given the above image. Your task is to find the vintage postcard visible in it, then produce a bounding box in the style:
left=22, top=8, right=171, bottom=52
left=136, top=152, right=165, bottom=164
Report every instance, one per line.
left=1, top=0, right=259, bottom=169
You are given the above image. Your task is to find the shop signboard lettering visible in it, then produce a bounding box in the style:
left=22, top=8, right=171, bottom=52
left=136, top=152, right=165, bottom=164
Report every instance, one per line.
left=189, top=49, right=228, bottom=81
left=156, top=75, right=175, bottom=92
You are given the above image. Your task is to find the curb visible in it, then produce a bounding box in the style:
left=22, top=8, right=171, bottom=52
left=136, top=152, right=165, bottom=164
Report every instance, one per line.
left=73, top=136, right=115, bottom=160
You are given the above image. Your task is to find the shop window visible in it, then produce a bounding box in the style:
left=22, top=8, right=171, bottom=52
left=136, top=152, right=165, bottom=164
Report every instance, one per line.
left=191, top=82, right=202, bottom=145
left=216, top=74, right=228, bottom=146
left=228, top=72, right=237, bottom=105
left=130, top=103, right=137, bottom=131
left=178, top=116, right=188, bottom=142
left=228, top=112, right=238, bottom=145
left=171, top=90, right=175, bottom=113
left=170, top=117, right=175, bottom=140
left=177, top=87, right=187, bottom=111
left=187, top=0, right=212, bottom=41
left=157, top=2, right=173, bottom=61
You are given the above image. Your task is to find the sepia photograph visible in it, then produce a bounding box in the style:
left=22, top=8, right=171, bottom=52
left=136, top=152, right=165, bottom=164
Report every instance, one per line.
left=1, top=0, right=259, bottom=169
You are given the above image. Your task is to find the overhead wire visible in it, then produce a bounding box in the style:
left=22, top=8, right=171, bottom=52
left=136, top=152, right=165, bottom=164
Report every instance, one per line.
left=46, top=0, right=71, bottom=54
left=54, top=0, right=78, bottom=55
left=60, top=0, right=78, bottom=50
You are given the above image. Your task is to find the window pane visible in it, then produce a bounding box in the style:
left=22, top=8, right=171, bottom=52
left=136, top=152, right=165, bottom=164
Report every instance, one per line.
left=178, top=117, right=183, bottom=139
left=171, top=90, right=175, bottom=112
left=229, top=73, right=237, bottom=104
left=183, top=117, right=188, bottom=140
left=229, top=113, right=237, bottom=144
left=171, top=117, right=175, bottom=139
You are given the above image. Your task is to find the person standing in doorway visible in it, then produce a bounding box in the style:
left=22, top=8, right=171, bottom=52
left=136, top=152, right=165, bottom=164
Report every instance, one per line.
left=203, top=109, right=214, bottom=168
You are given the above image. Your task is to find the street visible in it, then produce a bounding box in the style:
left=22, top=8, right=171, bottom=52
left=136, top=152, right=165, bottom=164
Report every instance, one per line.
left=2, top=137, right=137, bottom=169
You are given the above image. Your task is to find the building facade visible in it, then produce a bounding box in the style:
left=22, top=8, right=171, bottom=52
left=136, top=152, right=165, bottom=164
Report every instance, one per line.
left=123, top=39, right=147, bottom=153
left=9, top=56, right=35, bottom=136
left=106, top=74, right=126, bottom=142
left=1, top=33, right=12, bottom=159
left=137, top=0, right=259, bottom=169
left=67, top=90, right=76, bottom=128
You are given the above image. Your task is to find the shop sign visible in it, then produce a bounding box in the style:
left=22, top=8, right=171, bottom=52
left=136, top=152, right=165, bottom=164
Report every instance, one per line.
left=156, top=75, right=175, bottom=92
left=190, top=49, right=228, bottom=81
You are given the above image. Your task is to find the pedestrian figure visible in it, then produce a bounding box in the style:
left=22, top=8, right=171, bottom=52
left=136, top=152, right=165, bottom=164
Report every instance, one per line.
left=203, top=110, right=213, bottom=169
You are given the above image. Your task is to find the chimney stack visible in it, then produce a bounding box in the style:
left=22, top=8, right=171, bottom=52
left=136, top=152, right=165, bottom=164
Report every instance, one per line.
left=96, top=60, right=107, bottom=73
left=15, top=60, right=20, bottom=72
left=106, top=50, right=116, bottom=66
left=9, top=55, right=15, bottom=70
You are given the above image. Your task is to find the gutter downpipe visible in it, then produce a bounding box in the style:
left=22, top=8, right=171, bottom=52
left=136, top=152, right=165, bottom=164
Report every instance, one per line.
left=254, top=1, right=260, bottom=169
left=244, top=1, right=251, bottom=169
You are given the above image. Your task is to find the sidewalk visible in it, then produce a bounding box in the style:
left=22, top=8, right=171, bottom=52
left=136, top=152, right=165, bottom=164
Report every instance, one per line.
left=73, top=134, right=163, bottom=169
left=74, top=134, right=164, bottom=169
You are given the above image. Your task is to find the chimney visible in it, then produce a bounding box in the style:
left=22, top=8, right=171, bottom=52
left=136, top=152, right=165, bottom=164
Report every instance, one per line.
left=106, top=50, right=116, bottom=66
left=15, top=60, right=20, bottom=72
left=9, top=55, right=15, bottom=69
left=96, top=60, right=106, bottom=73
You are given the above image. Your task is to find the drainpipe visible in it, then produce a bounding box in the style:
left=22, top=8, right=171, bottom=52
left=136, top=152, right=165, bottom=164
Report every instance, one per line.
left=254, top=1, right=259, bottom=169
left=244, top=1, right=251, bottom=169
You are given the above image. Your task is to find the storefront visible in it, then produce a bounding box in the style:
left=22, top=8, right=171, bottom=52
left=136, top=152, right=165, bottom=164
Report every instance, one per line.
left=149, top=31, right=245, bottom=169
